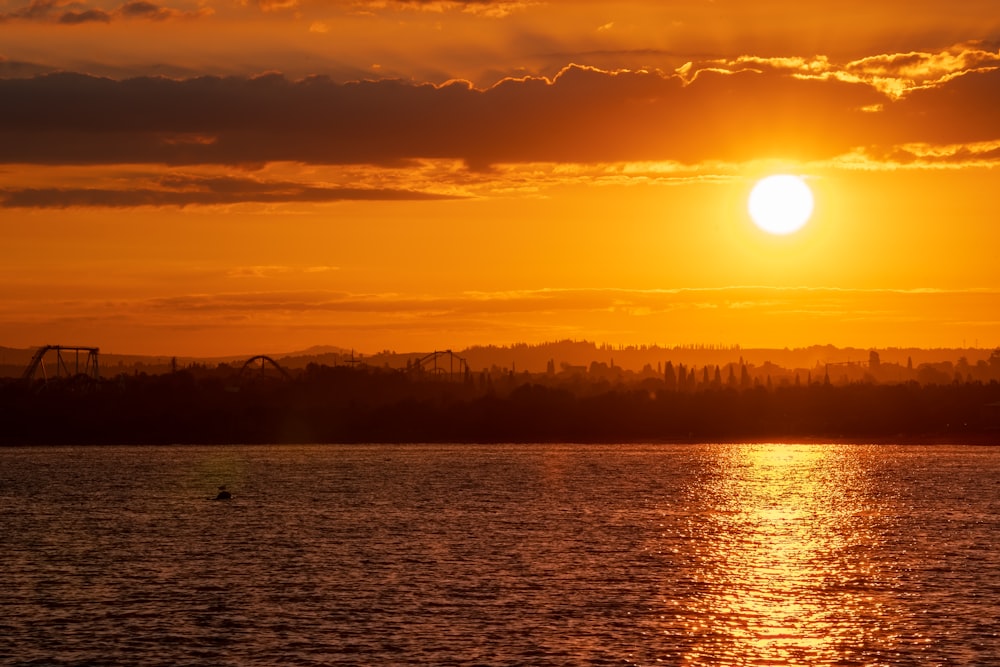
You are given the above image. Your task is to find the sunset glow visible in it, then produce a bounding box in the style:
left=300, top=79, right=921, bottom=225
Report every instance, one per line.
left=2, top=1, right=1000, bottom=355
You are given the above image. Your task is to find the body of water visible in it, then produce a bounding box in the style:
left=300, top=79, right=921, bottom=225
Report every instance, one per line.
left=2, top=443, right=999, bottom=665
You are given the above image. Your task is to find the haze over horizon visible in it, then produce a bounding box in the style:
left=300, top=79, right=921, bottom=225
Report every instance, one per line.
left=3, top=1, right=999, bottom=356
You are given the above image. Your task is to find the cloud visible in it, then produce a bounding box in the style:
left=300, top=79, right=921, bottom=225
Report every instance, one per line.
left=365, top=0, right=530, bottom=17
left=0, top=55, right=998, bottom=170
left=0, top=0, right=61, bottom=21
left=854, top=139, right=1000, bottom=169
left=58, top=7, right=111, bottom=23
left=842, top=46, right=1000, bottom=93
left=0, top=56, right=57, bottom=78
left=0, top=0, right=211, bottom=23
left=683, top=45, right=1000, bottom=98
left=118, top=0, right=189, bottom=20
left=227, top=265, right=340, bottom=278
left=255, top=0, right=298, bottom=12
left=128, top=285, right=1000, bottom=319
left=0, top=173, right=462, bottom=207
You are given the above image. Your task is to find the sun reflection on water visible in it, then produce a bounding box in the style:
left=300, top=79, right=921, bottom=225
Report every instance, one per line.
left=675, top=443, right=905, bottom=666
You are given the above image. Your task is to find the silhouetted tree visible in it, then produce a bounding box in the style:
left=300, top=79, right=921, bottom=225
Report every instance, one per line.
left=664, top=361, right=677, bottom=391
left=990, top=349, right=1000, bottom=374
left=677, top=363, right=688, bottom=392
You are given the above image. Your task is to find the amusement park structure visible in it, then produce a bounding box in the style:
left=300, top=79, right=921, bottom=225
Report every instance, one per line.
left=237, top=355, right=292, bottom=381
left=407, top=350, right=468, bottom=381
left=21, top=345, right=100, bottom=382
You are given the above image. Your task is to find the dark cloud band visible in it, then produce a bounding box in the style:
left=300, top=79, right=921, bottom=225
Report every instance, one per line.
left=0, top=64, right=997, bottom=168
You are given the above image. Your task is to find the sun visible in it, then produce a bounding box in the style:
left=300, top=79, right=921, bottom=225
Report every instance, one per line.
left=748, top=174, right=814, bottom=235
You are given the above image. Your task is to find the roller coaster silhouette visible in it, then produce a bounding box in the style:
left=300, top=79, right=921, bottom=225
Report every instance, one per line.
left=21, top=345, right=100, bottom=383
left=406, top=350, right=468, bottom=381
left=20, top=346, right=468, bottom=385
left=237, top=355, right=293, bottom=381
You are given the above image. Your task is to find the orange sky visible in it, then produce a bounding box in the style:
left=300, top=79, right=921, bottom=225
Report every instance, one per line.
left=2, top=0, right=1000, bottom=356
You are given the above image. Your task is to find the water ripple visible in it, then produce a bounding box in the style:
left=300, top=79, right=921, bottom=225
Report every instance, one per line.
left=2, top=443, right=999, bottom=665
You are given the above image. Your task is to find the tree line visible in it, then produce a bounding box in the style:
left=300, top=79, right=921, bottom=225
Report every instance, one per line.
left=3, top=361, right=1000, bottom=445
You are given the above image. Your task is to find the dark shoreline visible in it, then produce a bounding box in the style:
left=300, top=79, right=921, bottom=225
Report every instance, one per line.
left=4, top=367, right=1000, bottom=446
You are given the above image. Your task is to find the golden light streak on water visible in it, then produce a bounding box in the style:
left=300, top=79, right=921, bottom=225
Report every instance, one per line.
left=675, top=444, right=908, bottom=666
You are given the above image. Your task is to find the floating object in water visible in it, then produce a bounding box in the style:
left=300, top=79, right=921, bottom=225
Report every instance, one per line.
left=215, top=485, right=232, bottom=500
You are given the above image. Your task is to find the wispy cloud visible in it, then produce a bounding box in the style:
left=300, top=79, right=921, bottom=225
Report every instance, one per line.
left=681, top=45, right=1000, bottom=99
left=92, top=285, right=1000, bottom=318
left=0, top=0, right=212, bottom=23
left=5, top=285, right=1000, bottom=354
left=364, top=0, right=531, bottom=17
left=0, top=172, right=461, bottom=207
left=227, top=265, right=340, bottom=278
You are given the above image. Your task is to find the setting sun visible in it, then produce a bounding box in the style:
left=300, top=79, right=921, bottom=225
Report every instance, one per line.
left=748, top=175, right=815, bottom=235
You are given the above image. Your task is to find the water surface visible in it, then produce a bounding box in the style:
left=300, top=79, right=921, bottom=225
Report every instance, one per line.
left=2, top=443, right=999, bottom=665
